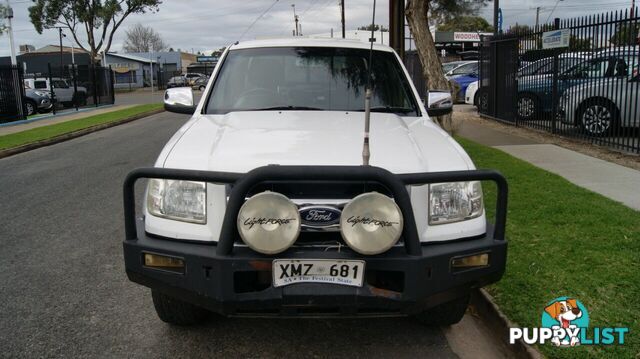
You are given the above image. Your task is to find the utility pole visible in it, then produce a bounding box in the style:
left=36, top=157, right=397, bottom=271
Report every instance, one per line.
left=6, top=0, right=17, bottom=65
left=292, top=4, right=299, bottom=36
left=341, top=0, right=345, bottom=38
left=632, top=0, right=635, bottom=18
left=58, top=27, right=65, bottom=71
left=531, top=6, right=541, bottom=30
left=493, top=0, right=500, bottom=35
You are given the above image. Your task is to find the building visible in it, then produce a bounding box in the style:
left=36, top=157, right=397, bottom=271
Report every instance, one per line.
left=103, top=53, right=157, bottom=89
left=434, top=31, right=493, bottom=56
left=0, top=45, right=93, bottom=75
left=123, top=51, right=197, bottom=72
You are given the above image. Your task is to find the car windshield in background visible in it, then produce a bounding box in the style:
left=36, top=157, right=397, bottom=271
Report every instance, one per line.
left=206, top=47, right=419, bottom=116
left=563, top=55, right=639, bottom=78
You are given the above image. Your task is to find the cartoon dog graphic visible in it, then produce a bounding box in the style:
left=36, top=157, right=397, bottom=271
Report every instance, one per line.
left=544, top=298, right=583, bottom=346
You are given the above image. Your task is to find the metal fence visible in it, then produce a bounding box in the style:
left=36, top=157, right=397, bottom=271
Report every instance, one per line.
left=479, top=8, right=640, bottom=153
left=0, top=65, right=26, bottom=123
left=37, top=64, right=115, bottom=115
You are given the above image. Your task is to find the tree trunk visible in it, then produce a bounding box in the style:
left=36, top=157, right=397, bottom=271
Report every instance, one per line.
left=405, top=0, right=456, bottom=132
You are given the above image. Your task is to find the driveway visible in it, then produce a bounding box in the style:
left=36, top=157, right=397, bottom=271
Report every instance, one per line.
left=0, top=112, right=510, bottom=357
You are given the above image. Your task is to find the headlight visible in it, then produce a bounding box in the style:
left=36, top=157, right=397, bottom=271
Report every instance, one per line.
left=237, top=192, right=300, bottom=254
left=34, top=91, right=49, bottom=97
left=146, top=179, right=206, bottom=223
left=429, top=181, right=483, bottom=225
left=340, top=192, right=403, bottom=255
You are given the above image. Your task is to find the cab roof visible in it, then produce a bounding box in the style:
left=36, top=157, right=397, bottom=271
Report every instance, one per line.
left=229, top=37, right=395, bottom=53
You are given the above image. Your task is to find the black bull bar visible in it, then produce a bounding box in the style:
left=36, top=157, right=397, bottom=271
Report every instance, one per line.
left=123, top=165, right=508, bottom=253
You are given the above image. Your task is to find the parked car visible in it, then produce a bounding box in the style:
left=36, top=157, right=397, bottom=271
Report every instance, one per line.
left=166, top=76, right=188, bottom=88
left=517, top=56, right=586, bottom=77
left=465, top=80, right=479, bottom=106
left=23, top=85, right=53, bottom=116
left=184, top=72, right=206, bottom=85
left=559, top=65, right=639, bottom=136
left=191, top=77, right=209, bottom=91
left=23, top=78, right=87, bottom=107
left=516, top=54, right=639, bottom=120
left=444, top=61, right=477, bottom=78
left=122, top=38, right=508, bottom=326
left=442, top=60, right=472, bottom=75
left=450, top=72, right=478, bottom=102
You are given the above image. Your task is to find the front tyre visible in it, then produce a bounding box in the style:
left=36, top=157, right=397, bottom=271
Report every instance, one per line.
left=24, top=100, right=37, bottom=116
left=413, top=295, right=469, bottom=326
left=475, top=89, right=489, bottom=113
left=517, top=93, right=539, bottom=121
left=580, top=100, right=617, bottom=137
left=151, top=290, right=210, bottom=325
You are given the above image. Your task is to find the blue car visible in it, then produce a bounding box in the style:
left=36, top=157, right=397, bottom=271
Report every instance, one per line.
left=450, top=73, right=479, bottom=102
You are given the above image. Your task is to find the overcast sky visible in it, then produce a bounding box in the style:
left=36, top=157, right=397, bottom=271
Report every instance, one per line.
left=1, top=0, right=635, bottom=57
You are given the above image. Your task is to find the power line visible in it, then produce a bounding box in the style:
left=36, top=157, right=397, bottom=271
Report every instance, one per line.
left=239, top=0, right=280, bottom=40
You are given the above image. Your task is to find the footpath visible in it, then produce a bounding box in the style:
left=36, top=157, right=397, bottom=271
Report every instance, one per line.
left=457, top=111, right=640, bottom=211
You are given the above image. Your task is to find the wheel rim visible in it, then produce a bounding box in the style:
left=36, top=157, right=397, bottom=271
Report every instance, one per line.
left=582, top=105, right=612, bottom=135
left=479, top=94, right=488, bottom=111
left=518, top=97, right=535, bottom=118
left=26, top=103, right=34, bottom=116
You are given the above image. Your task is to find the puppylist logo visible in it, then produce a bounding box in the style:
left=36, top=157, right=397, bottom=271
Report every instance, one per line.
left=510, top=297, right=629, bottom=347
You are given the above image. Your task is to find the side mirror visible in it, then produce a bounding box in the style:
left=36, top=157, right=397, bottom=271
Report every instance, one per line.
left=426, top=90, right=453, bottom=117
left=164, top=87, right=196, bottom=114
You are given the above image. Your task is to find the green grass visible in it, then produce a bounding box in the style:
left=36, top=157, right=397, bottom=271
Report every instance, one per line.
left=456, top=137, right=639, bottom=359
left=0, top=103, right=163, bottom=151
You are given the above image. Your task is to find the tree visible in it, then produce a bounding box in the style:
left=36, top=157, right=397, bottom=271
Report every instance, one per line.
left=569, top=36, right=591, bottom=51
left=0, top=4, right=8, bottom=35
left=405, top=0, right=488, bottom=130
left=122, top=23, right=168, bottom=52
left=610, top=23, right=640, bottom=46
left=29, top=0, right=161, bottom=63
left=437, top=16, right=492, bottom=32
left=357, top=24, right=388, bottom=31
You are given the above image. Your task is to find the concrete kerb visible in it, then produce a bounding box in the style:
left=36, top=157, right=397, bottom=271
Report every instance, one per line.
left=470, top=289, right=544, bottom=359
left=0, top=108, right=165, bottom=159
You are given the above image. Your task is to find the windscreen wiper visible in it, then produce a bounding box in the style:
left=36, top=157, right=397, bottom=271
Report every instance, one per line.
left=355, top=106, right=416, bottom=114
left=251, top=106, right=324, bottom=111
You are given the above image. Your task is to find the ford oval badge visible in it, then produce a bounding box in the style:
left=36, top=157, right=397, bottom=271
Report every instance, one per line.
left=299, top=206, right=341, bottom=227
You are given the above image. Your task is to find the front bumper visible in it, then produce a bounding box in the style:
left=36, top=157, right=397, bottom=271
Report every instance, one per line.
left=123, top=165, right=509, bottom=317
left=125, top=223, right=506, bottom=316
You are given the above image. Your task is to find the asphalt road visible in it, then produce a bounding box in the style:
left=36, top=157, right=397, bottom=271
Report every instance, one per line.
left=0, top=112, right=473, bottom=358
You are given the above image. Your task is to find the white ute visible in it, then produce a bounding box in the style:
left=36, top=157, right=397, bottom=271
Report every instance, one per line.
left=122, top=38, right=508, bottom=326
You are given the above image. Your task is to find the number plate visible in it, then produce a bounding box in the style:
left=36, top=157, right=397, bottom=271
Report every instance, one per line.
left=272, top=259, right=365, bottom=288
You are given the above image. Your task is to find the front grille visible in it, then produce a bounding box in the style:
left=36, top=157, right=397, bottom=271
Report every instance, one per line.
left=246, top=181, right=392, bottom=199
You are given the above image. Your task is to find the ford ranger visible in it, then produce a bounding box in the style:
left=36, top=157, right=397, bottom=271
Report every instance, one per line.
left=122, top=38, right=508, bottom=326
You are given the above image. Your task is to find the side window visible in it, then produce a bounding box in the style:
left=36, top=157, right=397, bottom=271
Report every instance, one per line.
left=53, top=80, right=69, bottom=89
left=34, top=81, right=47, bottom=89
left=568, top=59, right=609, bottom=78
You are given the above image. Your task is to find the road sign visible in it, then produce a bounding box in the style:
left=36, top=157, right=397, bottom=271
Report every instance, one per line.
left=542, top=29, right=570, bottom=49
left=197, top=56, right=218, bottom=63
left=498, top=8, right=503, bottom=33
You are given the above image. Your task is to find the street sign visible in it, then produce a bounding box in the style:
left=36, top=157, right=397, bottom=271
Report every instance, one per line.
left=542, top=29, right=570, bottom=49
left=498, top=8, right=503, bottom=33
left=197, top=56, right=218, bottom=63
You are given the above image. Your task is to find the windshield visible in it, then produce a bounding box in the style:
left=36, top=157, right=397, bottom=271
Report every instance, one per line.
left=206, top=47, right=419, bottom=116
left=451, top=62, right=478, bottom=75
left=443, top=61, right=464, bottom=73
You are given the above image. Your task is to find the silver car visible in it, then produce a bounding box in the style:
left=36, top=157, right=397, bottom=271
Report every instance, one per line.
left=24, top=85, right=53, bottom=116
left=559, top=62, right=639, bottom=136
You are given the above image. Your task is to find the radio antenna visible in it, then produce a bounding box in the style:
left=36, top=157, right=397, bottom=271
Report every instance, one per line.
left=362, top=0, right=377, bottom=166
